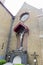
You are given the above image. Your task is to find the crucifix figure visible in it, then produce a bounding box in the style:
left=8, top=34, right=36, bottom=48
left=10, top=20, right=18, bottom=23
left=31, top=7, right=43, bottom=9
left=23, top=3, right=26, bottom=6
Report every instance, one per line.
left=14, top=23, right=29, bottom=51
left=31, top=52, right=39, bottom=65
left=18, top=29, right=26, bottom=50
left=16, top=28, right=27, bottom=50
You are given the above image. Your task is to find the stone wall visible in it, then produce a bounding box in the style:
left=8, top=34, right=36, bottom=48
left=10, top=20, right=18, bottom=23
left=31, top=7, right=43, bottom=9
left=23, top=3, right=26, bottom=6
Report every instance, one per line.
left=0, top=4, right=12, bottom=57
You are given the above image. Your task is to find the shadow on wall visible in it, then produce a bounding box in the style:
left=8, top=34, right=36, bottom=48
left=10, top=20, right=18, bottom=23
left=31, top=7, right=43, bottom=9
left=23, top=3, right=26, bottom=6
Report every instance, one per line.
left=0, top=56, right=5, bottom=60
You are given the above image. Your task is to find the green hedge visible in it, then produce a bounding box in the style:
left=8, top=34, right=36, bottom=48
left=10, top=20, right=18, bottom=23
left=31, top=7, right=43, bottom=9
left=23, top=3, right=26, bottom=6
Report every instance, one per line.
left=0, top=60, right=6, bottom=65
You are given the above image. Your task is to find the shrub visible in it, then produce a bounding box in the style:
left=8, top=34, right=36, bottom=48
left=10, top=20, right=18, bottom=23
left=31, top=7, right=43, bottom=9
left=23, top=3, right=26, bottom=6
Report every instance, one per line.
left=0, top=59, right=6, bottom=65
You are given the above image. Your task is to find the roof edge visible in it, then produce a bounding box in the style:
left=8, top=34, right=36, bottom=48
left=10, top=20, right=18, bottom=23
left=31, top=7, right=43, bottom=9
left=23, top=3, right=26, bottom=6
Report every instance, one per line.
left=0, top=1, right=14, bottom=18
left=22, top=2, right=39, bottom=10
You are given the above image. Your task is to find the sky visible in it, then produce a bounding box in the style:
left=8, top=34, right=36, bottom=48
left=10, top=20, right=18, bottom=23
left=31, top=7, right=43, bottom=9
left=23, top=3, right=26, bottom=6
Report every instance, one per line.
left=4, top=0, right=43, bottom=16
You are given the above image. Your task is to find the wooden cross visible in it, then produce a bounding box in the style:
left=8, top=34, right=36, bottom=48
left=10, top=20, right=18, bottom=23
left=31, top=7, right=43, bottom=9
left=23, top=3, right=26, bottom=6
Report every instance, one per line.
left=31, top=52, right=39, bottom=65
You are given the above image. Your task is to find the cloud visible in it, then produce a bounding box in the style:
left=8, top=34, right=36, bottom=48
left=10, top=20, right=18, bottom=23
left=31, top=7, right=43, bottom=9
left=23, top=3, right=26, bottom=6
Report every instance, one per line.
left=4, top=0, right=43, bottom=16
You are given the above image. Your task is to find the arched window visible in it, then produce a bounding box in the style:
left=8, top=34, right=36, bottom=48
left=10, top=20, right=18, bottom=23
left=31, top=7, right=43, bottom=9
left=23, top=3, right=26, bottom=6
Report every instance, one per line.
left=20, top=12, right=29, bottom=22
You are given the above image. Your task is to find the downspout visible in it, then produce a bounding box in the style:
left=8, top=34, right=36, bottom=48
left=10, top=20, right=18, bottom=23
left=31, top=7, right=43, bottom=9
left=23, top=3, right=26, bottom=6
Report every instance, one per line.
left=5, top=16, right=15, bottom=58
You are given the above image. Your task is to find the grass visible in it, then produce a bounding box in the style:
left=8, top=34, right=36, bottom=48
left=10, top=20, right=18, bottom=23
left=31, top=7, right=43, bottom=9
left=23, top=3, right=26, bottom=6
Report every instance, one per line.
left=14, top=64, right=25, bottom=65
